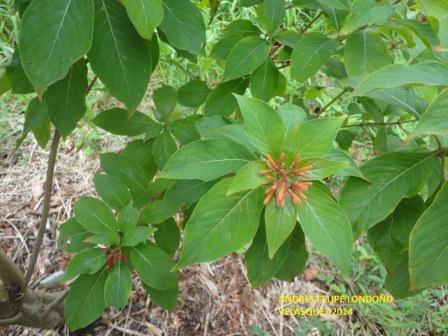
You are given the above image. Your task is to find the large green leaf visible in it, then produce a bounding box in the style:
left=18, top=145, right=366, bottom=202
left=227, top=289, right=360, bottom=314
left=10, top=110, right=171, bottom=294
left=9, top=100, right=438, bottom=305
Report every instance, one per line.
left=64, top=248, right=107, bottom=280
left=144, top=283, right=178, bottom=310
left=60, top=218, right=94, bottom=253
left=177, top=80, right=210, bottom=108
left=204, top=78, right=249, bottom=116
left=385, top=252, right=422, bottom=299
left=297, top=185, right=352, bottom=276
left=89, top=0, right=151, bottom=111
left=19, top=0, right=94, bottom=94
left=291, top=33, right=339, bottom=82
left=265, top=195, right=297, bottom=259
left=130, top=242, right=177, bottom=290
left=228, top=161, right=268, bottom=195
left=175, top=178, right=264, bottom=269
left=299, top=158, right=348, bottom=180
left=154, top=218, right=180, bottom=256
left=152, top=131, right=177, bottom=169
left=409, top=182, right=448, bottom=289
left=104, top=261, right=132, bottom=308
left=366, top=88, right=427, bottom=118
left=340, top=152, right=437, bottom=235
left=93, top=174, right=132, bottom=210
left=410, top=90, right=448, bottom=138
left=160, top=139, right=255, bottom=181
left=159, top=0, right=206, bottom=55
left=263, top=0, right=285, bottom=33
left=164, top=179, right=216, bottom=208
left=140, top=199, right=179, bottom=225
left=223, top=36, right=271, bottom=81
left=100, top=153, right=151, bottom=206
left=43, top=60, right=88, bottom=136
left=92, top=108, right=162, bottom=137
left=275, top=225, right=308, bottom=281
left=123, top=0, right=163, bottom=39
left=65, top=270, right=107, bottom=331
left=341, top=0, right=393, bottom=34
left=250, top=59, right=280, bottom=101
left=5, top=50, right=33, bottom=94
left=244, top=219, right=290, bottom=287
left=368, top=197, right=425, bottom=271
left=235, top=95, right=284, bottom=155
left=153, top=85, right=177, bottom=118
left=285, top=117, right=345, bottom=158
left=74, top=197, right=120, bottom=243
left=352, top=61, right=448, bottom=96
left=344, top=30, right=390, bottom=77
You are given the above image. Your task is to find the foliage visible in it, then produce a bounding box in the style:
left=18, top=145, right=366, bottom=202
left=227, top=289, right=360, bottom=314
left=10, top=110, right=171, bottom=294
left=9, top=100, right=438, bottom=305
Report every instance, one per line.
left=2, top=0, right=448, bottom=331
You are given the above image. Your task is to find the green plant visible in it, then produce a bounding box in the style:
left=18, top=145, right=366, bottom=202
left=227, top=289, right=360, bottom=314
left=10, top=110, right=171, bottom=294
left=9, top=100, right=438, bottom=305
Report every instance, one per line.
left=1, top=0, right=448, bottom=332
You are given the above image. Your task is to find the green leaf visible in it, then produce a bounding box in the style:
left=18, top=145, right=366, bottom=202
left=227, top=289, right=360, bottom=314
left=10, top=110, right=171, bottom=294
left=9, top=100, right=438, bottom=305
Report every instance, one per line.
left=123, top=140, right=158, bottom=179
left=211, top=35, right=246, bottom=60
left=291, top=33, right=339, bottom=82
left=228, top=161, right=268, bottom=195
left=74, top=197, right=120, bottom=243
left=175, top=178, right=264, bottom=269
left=130, top=242, right=177, bottom=290
left=89, top=0, right=151, bottom=111
left=65, top=270, right=107, bottom=331
left=160, top=139, right=255, bottom=181
left=340, top=152, right=437, bottom=236
left=177, top=80, right=210, bottom=108
left=409, top=89, right=448, bottom=139
left=140, top=199, right=178, bottom=225
left=244, top=219, right=289, bottom=287
left=275, top=225, right=308, bottom=281
left=160, top=0, right=206, bottom=55
left=385, top=252, right=422, bottom=299
left=100, top=153, right=151, bottom=206
left=154, top=218, right=180, bottom=256
left=153, top=85, right=177, bottom=117
left=92, top=108, right=162, bottom=137
left=250, top=59, right=280, bottom=101
left=74, top=197, right=120, bottom=244
left=278, top=103, right=307, bottom=142
left=64, top=248, right=107, bottom=280
left=344, top=30, right=391, bottom=77
left=5, top=50, right=33, bottom=94
left=263, top=0, right=285, bottom=33
left=300, top=158, right=348, bottom=180
left=104, top=261, right=132, bottom=308
left=421, top=0, right=448, bottom=20
left=17, top=97, right=49, bottom=148
left=224, top=19, right=261, bottom=37
left=352, top=61, right=448, bottom=97
left=60, top=218, right=94, bottom=253
left=19, top=0, right=94, bottom=94
left=144, top=283, right=178, bottom=310
left=93, top=174, right=132, bottom=210
left=223, top=36, right=271, bottom=81
left=297, top=185, right=352, bottom=276
left=265, top=195, right=297, bottom=259
left=164, top=179, right=216, bottom=207
left=123, top=0, right=163, bottom=39
left=285, top=117, right=345, bottom=158
left=235, top=95, right=284, bottom=155
left=409, top=182, right=448, bottom=289
left=122, top=226, right=153, bottom=247
left=368, top=197, right=425, bottom=271
left=325, top=148, right=366, bottom=180
left=152, top=131, right=177, bottom=169
left=117, top=204, right=139, bottom=232
left=43, top=60, right=87, bottom=136
left=204, top=78, right=248, bottom=116
left=171, top=116, right=201, bottom=144
left=366, top=88, right=426, bottom=118
left=341, top=0, right=393, bottom=34
left=214, top=124, right=259, bottom=153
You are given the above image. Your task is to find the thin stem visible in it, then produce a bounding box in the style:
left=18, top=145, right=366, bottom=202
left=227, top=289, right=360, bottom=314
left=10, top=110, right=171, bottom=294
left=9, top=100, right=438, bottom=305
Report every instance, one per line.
left=86, top=76, right=98, bottom=94
left=0, top=250, right=26, bottom=289
left=43, top=289, right=69, bottom=316
left=320, top=88, right=349, bottom=114
left=300, top=11, right=324, bottom=34
left=346, top=119, right=418, bottom=127
left=24, top=130, right=61, bottom=285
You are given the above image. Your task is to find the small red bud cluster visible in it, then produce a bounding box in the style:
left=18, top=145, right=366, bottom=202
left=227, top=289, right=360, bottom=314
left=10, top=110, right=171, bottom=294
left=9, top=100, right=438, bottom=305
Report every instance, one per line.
left=105, top=247, right=128, bottom=269
left=261, top=153, right=313, bottom=208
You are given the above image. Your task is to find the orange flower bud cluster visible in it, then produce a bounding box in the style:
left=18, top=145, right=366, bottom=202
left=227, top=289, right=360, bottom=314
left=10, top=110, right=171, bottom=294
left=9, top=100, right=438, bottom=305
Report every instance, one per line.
left=260, top=153, right=313, bottom=208
left=105, top=247, right=128, bottom=269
